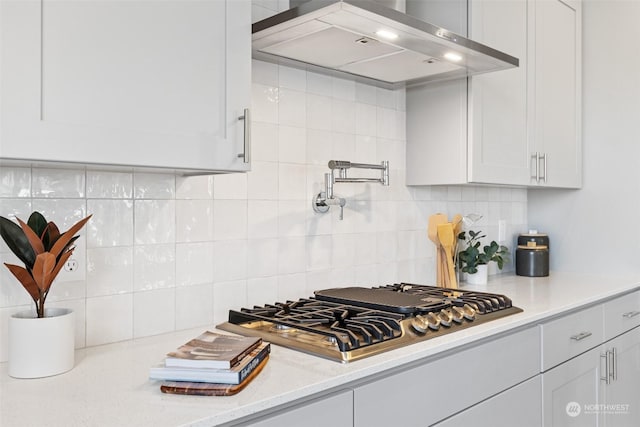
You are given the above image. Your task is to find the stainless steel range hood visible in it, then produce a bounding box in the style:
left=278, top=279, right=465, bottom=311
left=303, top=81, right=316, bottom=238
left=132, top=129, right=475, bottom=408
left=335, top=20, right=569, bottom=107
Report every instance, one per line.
left=252, top=0, right=519, bottom=88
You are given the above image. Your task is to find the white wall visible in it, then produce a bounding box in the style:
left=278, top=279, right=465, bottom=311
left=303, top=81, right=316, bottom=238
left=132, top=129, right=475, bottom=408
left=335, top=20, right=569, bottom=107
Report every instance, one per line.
left=0, top=1, right=528, bottom=361
left=528, top=0, right=640, bottom=278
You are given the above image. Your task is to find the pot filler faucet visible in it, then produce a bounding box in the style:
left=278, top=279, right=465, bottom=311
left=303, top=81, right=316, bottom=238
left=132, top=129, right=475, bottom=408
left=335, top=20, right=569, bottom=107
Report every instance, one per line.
left=312, top=160, right=389, bottom=220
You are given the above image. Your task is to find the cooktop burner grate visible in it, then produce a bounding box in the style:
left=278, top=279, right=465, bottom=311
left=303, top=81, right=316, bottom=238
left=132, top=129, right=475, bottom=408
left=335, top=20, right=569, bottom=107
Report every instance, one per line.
left=218, top=283, right=523, bottom=363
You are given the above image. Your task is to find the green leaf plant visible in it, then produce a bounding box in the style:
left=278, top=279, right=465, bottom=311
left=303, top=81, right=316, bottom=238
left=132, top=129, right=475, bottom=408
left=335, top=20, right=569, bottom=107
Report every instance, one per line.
left=0, top=212, right=91, bottom=318
left=457, top=230, right=509, bottom=275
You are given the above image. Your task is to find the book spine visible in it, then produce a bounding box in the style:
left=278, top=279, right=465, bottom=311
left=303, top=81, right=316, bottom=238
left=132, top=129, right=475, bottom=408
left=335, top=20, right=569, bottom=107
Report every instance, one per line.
left=228, top=338, right=263, bottom=368
left=238, top=343, right=270, bottom=383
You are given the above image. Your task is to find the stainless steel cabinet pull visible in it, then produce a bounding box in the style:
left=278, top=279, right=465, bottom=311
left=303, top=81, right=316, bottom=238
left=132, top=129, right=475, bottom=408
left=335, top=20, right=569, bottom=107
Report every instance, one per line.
left=237, top=108, right=251, bottom=164
left=570, top=331, right=592, bottom=341
left=622, top=310, right=640, bottom=319
left=601, top=352, right=611, bottom=384
left=531, top=153, right=539, bottom=183
left=611, top=347, right=617, bottom=381
left=540, top=153, right=547, bottom=183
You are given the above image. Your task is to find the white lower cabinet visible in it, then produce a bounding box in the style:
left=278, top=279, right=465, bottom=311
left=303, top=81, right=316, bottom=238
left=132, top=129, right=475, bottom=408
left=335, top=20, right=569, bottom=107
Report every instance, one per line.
left=602, top=327, right=640, bottom=427
left=352, top=327, right=540, bottom=427
left=434, top=376, right=542, bottom=427
left=236, top=390, right=353, bottom=427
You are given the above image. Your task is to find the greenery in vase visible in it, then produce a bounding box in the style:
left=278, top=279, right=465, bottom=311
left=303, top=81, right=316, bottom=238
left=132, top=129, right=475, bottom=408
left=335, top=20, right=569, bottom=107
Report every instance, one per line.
left=0, top=211, right=91, bottom=318
left=457, top=230, right=509, bottom=275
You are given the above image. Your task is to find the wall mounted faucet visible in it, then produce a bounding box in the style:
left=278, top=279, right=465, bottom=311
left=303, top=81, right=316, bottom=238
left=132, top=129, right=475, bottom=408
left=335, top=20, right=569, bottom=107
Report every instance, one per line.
left=312, top=160, right=389, bottom=220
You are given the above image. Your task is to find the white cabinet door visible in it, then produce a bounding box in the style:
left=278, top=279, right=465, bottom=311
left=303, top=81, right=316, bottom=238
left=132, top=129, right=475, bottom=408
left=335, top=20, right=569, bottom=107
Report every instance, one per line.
left=468, top=0, right=530, bottom=185
left=0, top=0, right=251, bottom=173
left=434, top=376, right=542, bottom=427
left=529, top=0, right=582, bottom=187
left=541, top=345, right=602, bottom=427
left=602, top=327, right=640, bottom=427
left=406, top=0, right=529, bottom=187
left=239, top=390, right=353, bottom=427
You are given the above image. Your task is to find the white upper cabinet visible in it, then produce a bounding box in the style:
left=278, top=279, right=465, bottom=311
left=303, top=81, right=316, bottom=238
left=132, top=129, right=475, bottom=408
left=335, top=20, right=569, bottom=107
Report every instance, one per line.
left=529, top=0, right=582, bottom=188
left=406, top=0, right=581, bottom=188
left=0, top=0, right=251, bottom=174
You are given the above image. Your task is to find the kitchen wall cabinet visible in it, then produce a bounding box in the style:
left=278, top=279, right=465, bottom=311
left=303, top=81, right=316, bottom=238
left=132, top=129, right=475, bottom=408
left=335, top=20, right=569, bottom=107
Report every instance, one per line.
left=235, top=390, right=354, bottom=427
left=528, top=0, right=582, bottom=188
left=352, top=327, right=540, bottom=427
left=0, top=0, right=251, bottom=174
left=406, top=0, right=581, bottom=188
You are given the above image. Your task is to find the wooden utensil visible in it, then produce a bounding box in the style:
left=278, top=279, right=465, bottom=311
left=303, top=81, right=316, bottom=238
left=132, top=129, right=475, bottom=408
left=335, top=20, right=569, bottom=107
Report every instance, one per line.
left=452, top=213, right=463, bottom=275
left=437, top=223, right=458, bottom=289
left=428, top=214, right=448, bottom=286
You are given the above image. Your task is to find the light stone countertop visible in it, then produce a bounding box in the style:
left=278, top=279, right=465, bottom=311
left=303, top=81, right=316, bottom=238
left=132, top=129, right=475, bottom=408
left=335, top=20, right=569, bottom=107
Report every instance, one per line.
left=2, top=272, right=639, bottom=427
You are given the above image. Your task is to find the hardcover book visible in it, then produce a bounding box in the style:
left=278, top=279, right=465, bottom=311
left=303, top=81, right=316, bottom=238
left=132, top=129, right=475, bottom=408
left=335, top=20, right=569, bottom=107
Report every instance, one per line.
left=165, top=331, right=261, bottom=369
left=151, top=342, right=271, bottom=385
left=159, top=355, right=269, bottom=396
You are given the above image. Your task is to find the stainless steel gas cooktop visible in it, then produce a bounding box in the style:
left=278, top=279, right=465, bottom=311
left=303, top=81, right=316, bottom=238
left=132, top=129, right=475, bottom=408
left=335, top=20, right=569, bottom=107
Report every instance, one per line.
left=217, top=283, right=522, bottom=363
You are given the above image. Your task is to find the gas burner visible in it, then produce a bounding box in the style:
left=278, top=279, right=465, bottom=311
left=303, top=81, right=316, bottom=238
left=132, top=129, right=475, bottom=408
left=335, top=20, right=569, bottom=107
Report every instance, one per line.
left=218, top=283, right=522, bottom=363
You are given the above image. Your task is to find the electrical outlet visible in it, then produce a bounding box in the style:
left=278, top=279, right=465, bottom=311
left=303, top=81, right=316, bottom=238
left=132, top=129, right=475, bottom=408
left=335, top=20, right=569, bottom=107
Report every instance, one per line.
left=64, top=259, right=78, bottom=272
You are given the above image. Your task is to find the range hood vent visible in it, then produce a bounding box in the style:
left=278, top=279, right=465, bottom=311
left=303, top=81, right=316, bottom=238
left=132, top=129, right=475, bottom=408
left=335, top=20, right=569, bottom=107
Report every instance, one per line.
left=252, top=0, right=519, bottom=88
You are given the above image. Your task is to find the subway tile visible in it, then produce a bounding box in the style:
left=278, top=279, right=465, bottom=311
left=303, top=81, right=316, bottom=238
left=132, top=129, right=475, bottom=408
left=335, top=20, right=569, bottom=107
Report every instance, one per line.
left=175, top=283, right=213, bottom=329
left=247, top=162, right=278, bottom=200
left=355, top=103, right=377, bottom=137
left=252, top=84, right=279, bottom=124
left=86, top=247, right=134, bottom=297
left=133, top=288, right=175, bottom=338
left=213, top=240, right=247, bottom=282
left=134, top=200, right=175, bottom=245
left=134, top=244, right=175, bottom=291
left=213, top=200, right=247, bottom=240
left=279, top=88, right=307, bottom=127
left=176, top=175, right=213, bottom=200
left=248, top=200, right=279, bottom=239
left=278, top=200, right=306, bottom=237
left=252, top=59, right=278, bottom=86
left=175, top=242, right=214, bottom=287
left=133, top=173, right=175, bottom=199
left=279, top=65, right=306, bottom=91
left=251, top=122, right=279, bottom=163
left=356, top=82, right=377, bottom=105
left=332, top=233, right=356, bottom=268
left=307, top=71, right=333, bottom=96
left=332, top=77, right=356, bottom=101
left=278, top=126, right=306, bottom=164
left=32, top=168, right=85, bottom=198
left=86, top=294, right=133, bottom=346
left=277, top=236, right=306, bottom=275
left=247, top=277, right=278, bottom=307
left=306, top=235, right=332, bottom=271
left=332, top=98, right=356, bottom=134
left=278, top=163, right=306, bottom=200
left=176, top=199, right=214, bottom=243
left=306, top=129, right=333, bottom=166
left=0, top=167, right=30, bottom=198
left=86, top=171, right=132, bottom=199
left=278, top=273, right=307, bottom=301
left=306, top=94, right=332, bottom=131
left=247, top=238, right=278, bottom=278
left=87, top=199, right=134, bottom=247
left=213, top=280, right=247, bottom=325
left=213, top=173, right=248, bottom=200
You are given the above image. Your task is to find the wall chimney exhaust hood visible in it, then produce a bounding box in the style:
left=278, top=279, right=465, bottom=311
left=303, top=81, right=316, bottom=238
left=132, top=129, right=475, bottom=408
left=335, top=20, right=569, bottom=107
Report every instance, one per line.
left=252, top=0, right=519, bottom=88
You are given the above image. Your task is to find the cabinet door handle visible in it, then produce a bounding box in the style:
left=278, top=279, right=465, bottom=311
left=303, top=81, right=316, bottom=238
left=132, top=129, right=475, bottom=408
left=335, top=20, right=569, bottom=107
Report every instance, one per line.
left=237, top=108, right=251, bottom=164
left=540, top=153, right=547, bottom=183
left=601, top=352, right=611, bottom=384
left=611, top=347, right=617, bottom=382
left=570, top=331, right=592, bottom=341
left=622, top=310, right=640, bottom=319
left=531, top=153, right=539, bottom=183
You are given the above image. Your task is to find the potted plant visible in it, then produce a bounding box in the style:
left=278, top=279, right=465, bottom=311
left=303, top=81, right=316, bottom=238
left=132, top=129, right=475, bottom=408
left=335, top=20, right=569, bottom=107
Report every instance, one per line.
left=0, top=211, right=91, bottom=378
left=457, top=230, right=509, bottom=285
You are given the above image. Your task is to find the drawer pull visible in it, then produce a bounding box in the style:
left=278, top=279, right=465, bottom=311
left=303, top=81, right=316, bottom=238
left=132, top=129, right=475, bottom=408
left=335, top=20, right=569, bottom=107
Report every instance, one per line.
left=622, top=310, right=640, bottom=319
left=570, top=331, right=592, bottom=341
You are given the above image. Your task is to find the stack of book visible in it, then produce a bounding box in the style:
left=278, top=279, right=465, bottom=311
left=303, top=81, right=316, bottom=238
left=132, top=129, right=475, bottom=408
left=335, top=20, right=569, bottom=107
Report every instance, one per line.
left=150, top=331, right=270, bottom=396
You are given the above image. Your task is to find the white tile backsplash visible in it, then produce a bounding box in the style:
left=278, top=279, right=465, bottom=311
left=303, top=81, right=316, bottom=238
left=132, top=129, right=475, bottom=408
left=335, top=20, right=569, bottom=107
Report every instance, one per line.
left=0, top=57, right=528, bottom=360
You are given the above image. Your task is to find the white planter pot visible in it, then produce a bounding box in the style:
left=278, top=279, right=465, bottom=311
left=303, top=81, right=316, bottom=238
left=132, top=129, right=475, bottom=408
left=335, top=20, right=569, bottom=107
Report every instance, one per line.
left=8, top=308, right=75, bottom=378
left=465, top=264, right=488, bottom=285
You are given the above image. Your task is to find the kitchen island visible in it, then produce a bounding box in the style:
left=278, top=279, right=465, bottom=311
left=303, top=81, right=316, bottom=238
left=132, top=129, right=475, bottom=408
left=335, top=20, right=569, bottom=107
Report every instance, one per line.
left=1, top=272, right=639, bottom=427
